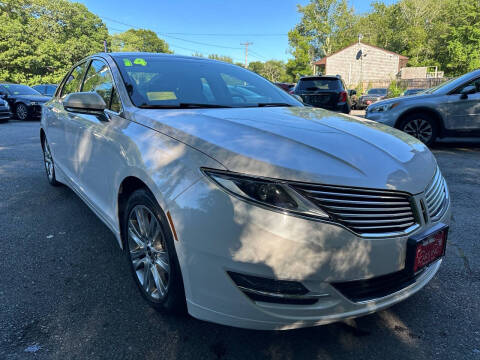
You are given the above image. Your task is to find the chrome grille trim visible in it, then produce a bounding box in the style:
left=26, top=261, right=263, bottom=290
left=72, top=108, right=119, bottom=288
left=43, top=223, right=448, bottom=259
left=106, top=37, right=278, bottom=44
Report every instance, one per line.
left=425, top=169, right=448, bottom=221
left=291, top=183, right=418, bottom=236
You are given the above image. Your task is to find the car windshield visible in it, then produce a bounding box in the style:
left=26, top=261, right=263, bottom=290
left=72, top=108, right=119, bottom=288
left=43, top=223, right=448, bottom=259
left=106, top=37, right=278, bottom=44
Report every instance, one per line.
left=45, top=85, right=57, bottom=96
left=297, top=78, right=340, bottom=92
left=2, top=84, right=41, bottom=95
left=367, top=88, right=387, bottom=95
left=114, top=55, right=301, bottom=108
left=422, top=77, right=459, bottom=94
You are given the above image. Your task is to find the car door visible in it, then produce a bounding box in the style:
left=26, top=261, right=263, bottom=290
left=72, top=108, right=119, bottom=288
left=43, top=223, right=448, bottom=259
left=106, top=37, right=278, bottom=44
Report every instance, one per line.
left=445, top=78, right=480, bottom=131
left=68, top=58, right=126, bottom=219
left=46, top=61, right=89, bottom=180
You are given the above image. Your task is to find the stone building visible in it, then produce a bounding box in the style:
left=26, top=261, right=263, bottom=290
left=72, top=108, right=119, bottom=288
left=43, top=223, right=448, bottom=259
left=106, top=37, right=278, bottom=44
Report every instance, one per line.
left=314, top=42, right=409, bottom=86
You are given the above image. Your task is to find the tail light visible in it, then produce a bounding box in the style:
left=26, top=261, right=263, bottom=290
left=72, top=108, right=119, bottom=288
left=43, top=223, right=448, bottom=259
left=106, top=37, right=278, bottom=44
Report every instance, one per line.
left=289, top=90, right=294, bottom=94
left=338, top=91, right=347, bottom=103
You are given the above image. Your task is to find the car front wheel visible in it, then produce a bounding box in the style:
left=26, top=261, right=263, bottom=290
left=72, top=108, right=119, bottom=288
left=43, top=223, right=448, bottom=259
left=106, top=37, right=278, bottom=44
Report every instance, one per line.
left=42, top=136, right=59, bottom=186
left=399, top=113, right=438, bottom=146
left=123, top=189, right=186, bottom=313
left=16, top=103, right=29, bottom=121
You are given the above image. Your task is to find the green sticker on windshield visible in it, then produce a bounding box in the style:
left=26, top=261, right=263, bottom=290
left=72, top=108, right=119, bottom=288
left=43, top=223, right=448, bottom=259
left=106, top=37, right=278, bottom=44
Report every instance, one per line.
left=134, top=58, right=147, bottom=66
left=123, top=58, right=133, bottom=67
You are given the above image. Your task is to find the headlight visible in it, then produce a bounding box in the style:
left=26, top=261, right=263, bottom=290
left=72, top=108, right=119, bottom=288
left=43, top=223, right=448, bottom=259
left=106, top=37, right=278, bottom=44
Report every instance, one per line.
left=368, top=102, right=399, bottom=113
left=202, top=169, right=329, bottom=219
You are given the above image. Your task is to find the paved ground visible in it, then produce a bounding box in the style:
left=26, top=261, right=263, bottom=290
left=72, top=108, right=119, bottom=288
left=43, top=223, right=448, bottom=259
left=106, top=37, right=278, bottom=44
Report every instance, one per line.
left=0, top=120, right=479, bottom=360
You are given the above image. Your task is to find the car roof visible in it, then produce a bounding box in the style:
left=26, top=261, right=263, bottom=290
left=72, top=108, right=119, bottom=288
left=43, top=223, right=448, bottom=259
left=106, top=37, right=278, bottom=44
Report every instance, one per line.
left=299, top=75, right=340, bottom=80
left=96, top=52, right=229, bottom=64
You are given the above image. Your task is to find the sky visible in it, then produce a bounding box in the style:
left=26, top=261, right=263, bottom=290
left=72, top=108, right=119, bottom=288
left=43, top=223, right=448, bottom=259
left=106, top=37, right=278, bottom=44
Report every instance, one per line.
left=77, top=0, right=397, bottom=63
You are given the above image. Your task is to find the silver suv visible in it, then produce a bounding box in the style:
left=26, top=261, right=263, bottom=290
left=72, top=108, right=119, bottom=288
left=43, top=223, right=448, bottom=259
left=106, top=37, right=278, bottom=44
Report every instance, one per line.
left=365, top=69, right=480, bottom=145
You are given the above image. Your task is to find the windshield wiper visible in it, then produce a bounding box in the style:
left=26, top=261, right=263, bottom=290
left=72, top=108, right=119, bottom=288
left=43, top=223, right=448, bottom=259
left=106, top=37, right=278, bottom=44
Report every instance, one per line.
left=139, top=103, right=232, bottom=109
left=256, top=102, right=293, bottom=107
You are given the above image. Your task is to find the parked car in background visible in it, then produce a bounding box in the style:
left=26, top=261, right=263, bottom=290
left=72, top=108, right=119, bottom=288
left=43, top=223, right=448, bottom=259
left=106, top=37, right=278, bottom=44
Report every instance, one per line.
left=293, top=75, right=351, bottom=113
left=0, top=98, right=11, bottom=122
left=41, top=52, right=450, bottom=330
left=0, top=83, right=50, bottom=120
left=366, top=69, right=480, bottom=145
left=357, top=88, right=388, bottom=109
left=275, top=82, right=295, bottom=92
left=32, top=84, right=58, bottom=97
left=402, top=88, right=425, bottom=96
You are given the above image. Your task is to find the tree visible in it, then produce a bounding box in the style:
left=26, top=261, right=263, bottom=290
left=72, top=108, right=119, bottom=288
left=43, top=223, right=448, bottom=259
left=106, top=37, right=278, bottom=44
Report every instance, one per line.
left=207, top=54, right=233, bottom=63
left=439, top=0, right=480, bottom=75
left=247, top=61, right=265, bottom=74
left=111, top=29, right=171, bottom=54
left=0, top=0, right=109, bottom=85
left=261, top=60, right=287, bottom=82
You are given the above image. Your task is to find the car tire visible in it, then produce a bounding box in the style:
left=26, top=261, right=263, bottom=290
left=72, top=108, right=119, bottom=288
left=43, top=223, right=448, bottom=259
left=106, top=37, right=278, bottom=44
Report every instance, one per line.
left=123, top=189, right=186, bottom=314
left=398, top=113, right=438, bottom=146
left=16, top=103, right=29, bottom=121
left=41, top=136, right=59, bottom=186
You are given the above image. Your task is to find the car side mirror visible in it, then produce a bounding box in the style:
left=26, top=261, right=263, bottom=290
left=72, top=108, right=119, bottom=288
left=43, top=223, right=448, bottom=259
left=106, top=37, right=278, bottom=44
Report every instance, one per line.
left=62, top=92, right=106, bottom=114
left=292, top=94, right=303, bottom=102
left=460, top=85, right=476, bottom=99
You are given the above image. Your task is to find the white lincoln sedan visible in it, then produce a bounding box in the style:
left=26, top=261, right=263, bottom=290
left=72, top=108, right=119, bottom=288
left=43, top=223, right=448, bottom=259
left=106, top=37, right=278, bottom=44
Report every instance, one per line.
left=40, top=53, right=451, bottom=330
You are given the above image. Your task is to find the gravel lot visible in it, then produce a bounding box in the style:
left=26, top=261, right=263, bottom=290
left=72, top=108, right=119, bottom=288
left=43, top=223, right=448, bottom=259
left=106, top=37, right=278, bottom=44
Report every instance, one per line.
left=0, top=120, right=479, bottom=360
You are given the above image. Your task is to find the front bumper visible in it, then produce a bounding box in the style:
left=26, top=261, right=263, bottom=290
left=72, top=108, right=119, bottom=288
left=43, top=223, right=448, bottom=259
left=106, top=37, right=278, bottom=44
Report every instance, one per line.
left=365, top=110, right=397, bottom=127
left=170, top=176, right=452, bottom=330
left=0, top=109, right=11, bottom=120
left=29, top=104, right=43, bottom=118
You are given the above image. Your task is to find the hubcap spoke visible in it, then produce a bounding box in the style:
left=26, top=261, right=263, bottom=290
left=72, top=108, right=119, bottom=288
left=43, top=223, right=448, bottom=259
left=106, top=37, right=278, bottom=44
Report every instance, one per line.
left=154, top=252, right=170, bottom=274
left=128, top=222, right=145, bottom=249
left=143, top=260, right=152, bottom=293
left=151, top=263, right=167, bottom=297
left=135, top=207, right=148, bottom=237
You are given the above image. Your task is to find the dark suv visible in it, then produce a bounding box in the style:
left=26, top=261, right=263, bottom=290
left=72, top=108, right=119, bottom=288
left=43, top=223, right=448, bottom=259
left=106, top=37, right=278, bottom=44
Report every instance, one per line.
left=293, top=75, right=351, bottom=113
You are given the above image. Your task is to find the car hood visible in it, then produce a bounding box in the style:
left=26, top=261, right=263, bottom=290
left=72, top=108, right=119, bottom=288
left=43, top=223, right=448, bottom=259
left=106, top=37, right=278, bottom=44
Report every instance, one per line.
left=360, top=94, right=385, bottom=99
left=13, top=94, right=51, bottom=102
left=134, top=107, right=436, bottom=194
left=371, top=93, right=436, bottom=107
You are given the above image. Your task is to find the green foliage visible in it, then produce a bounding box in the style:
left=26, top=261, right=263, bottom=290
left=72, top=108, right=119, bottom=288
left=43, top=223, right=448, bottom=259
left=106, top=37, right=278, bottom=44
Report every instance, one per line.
left=388, top=80, right=406, bottom=98
left=248, top=60, right=292, bottom=82
left=0, top=0, right=109, bottom=85
left=111, top=29, right=172, bottom=54
left=207, top=54, right=233, bottom=63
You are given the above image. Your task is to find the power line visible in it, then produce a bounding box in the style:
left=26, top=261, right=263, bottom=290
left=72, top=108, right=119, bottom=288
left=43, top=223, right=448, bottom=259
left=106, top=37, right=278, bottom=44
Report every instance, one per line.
left=100, top=15, right=243, bottom=50
left=101, top=15, right=274, bottom=63
left=161, top=32, right=288, bottom=37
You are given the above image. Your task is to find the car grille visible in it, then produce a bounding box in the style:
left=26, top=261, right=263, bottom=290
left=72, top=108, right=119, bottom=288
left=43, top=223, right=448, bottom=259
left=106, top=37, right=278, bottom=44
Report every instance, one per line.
left=331, top=268, right=419, bottom=302
left=425, top=169, right=448, bottom=221
left=291, top=183, right=417, bottom=236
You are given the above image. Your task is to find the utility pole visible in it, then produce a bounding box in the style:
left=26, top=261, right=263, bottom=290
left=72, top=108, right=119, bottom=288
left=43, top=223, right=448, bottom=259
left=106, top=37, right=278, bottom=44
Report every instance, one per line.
left=240, top=42, right=253, bottom=68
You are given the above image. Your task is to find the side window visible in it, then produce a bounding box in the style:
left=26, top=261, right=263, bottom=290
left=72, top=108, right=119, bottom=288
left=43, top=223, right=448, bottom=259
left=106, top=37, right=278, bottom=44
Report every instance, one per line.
left=0, top=85, right=9, bottom=96
left=61, top=62, right=88, bottom=97
left=82, top=60, right=122, bottom=112
left=455, top=78, right=480, bottom=94
left=46, top=85, right=56, bottom=96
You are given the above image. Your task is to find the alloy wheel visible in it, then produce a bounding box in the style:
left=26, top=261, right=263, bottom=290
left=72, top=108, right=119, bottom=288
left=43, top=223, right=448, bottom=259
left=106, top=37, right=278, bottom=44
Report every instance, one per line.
left=16, top=104, right=28, bottom=120
left=403, top=119, right=433, bottom=144
left=43, top=138, right=54, bottom=182
left=127, top=205, right=170, bottom=301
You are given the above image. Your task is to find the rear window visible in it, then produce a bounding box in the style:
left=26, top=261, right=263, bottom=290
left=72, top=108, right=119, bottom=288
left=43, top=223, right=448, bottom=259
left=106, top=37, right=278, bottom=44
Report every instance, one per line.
left=367, top=88, right=387, bottom=95
left=297, top=78, right=340, bottom=91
